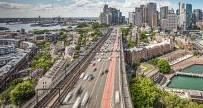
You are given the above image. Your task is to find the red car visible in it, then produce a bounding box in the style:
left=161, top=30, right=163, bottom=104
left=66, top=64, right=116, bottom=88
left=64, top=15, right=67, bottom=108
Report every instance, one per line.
left=92, top=63, right=96, bottom=67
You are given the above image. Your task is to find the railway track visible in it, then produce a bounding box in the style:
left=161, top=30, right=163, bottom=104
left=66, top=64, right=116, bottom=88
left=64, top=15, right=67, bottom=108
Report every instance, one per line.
left=34, top=29, right=112, bottom=108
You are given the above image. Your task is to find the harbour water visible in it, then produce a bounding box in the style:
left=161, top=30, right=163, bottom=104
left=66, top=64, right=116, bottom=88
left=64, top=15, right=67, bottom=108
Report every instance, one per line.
left=0, top=23, right=72, bottom=32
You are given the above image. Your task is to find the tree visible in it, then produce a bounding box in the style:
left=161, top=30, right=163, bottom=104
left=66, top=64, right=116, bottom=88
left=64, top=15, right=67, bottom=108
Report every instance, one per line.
left=59, top=31, right=64, bottom=36
left=128, top=40, right=137, bottom=48
left=193, top=50, right=200, bottom=56
left=33, top=29, right=49, bottom=34
left=76, top=23, right=88, bottom=28
left=130, top=76, right=203, bottom=108
left=150, top=58, right=160, bottom=65
left=75, top=45, right=81, bottom=51
left=10, top=81, right=35, bottom=105
left=157, top=59, right=171, bottom=74
left=140, top=31, right=148, bottom=43
left=149, top=58, right=171, bottom=74
left=120, top=27, right=130, bottom=37
left=130, top=76, right=161, bottom=108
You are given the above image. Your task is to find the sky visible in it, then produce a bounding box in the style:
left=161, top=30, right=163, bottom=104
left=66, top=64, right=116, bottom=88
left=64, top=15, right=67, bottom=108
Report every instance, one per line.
left=0, top=0, right=202, bottom=18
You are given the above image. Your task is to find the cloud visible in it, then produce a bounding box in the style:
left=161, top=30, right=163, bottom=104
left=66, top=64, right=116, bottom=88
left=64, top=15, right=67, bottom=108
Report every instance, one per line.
left=0, top=0, right=178, bottom=17
left=0, top=2, right=33, bottom=10
left=32, top=4, right=54, bottom=11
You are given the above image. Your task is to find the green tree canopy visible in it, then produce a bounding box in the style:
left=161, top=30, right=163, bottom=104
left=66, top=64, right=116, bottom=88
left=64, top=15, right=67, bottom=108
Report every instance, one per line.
left=76, top=23, right=88, bottom=28
left=157, top=59, right=171, bottom=74
left=130, top=76, right=161, bottom=108
left=130, top=76, right=203, bottom=108
left=140, top=31, right=148, bottom=43
left=149, top=58, right=171, bottom=74
left=120, top=27, right=130, bottom=37
left=10, top=81, right=35, bottom=105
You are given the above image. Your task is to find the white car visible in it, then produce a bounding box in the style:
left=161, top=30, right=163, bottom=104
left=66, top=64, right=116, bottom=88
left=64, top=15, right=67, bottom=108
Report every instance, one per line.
left=79, top=73, right=85, bottom=79
left=98, top=59, right=101, bottom=62
left=83, top=75, right=89, bottom=80
left=87, top=74, right=94, bottom=81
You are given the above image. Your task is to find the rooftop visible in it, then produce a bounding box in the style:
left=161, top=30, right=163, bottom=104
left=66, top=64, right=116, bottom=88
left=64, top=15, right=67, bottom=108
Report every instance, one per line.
left=127, top=40, right=171, bottom=52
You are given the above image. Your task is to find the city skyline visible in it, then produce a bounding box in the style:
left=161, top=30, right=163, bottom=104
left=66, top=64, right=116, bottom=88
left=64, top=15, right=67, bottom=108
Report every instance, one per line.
left=0, top=0, right=203, bottom=18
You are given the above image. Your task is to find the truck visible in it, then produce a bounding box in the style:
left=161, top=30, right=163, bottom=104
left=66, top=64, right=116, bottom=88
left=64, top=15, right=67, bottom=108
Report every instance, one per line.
left=72, top=97, right=81, bottom=108
left=81, top=92, right=90, bottom=106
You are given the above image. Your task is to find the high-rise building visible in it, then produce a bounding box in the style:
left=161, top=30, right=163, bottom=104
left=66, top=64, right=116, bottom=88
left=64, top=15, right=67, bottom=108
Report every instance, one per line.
left=128, top=3, right=158, bottom=27
left=99, top=5, right=125, bottom=25
left=167, top=12, right=177, bottom=31
left=186, top=4, right=192, bottom=29
left=140, top=5, right=148, bottom=25
left=179, top=2, right=186, bottom=29
left=134, top=8, right=142, bottom=27
left=147, top=3, right=157, bottom=27
left=193, top=9, right=203, bottom=23
left=176, top=9, right=180, bottom=15
left=160, top=6, right=168, bottom=20
left=128, top=12, right=135, bottom=25
left=99, top=12, right=112, bottom=25
left=161, top=19, right=168, bottom=30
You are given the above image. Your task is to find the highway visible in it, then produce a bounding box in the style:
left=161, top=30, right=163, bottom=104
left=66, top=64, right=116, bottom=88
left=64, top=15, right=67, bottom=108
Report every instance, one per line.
left=33, top=28, right=112, bottom=108
left=60, top=27, right=123, bottom=108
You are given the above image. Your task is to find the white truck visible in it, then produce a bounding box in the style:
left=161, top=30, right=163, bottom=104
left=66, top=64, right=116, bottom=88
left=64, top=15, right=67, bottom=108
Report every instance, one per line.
left=72, top=97, right=81, bottom=108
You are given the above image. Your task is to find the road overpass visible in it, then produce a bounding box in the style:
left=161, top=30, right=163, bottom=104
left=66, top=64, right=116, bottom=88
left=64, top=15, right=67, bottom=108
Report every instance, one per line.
left=23, top=27, right=133, bottom=108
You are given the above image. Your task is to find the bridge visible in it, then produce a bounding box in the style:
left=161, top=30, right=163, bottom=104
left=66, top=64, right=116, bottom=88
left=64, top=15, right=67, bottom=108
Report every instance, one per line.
left=23, top=27, right=133, bottom=108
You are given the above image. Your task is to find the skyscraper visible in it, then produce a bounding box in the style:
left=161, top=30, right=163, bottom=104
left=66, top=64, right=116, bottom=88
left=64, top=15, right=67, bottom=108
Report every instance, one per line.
left=160, top=6, right=168, bottom=20
left=193, top=9, right=203, bottom=23
left=147, top=3, right=157, bottom=27
left=134, top=7, right=142, bottom=27
left=167, top=12, right=177, bottom=31
left=128, top=12, right=135, bottom=25
left=140, top=5, right=148, bottom=25
left=186, top=4, right=192, bottom=29
left=179, top=2, right=186, bottom=29
left=99, top=5, right=125, bottom=25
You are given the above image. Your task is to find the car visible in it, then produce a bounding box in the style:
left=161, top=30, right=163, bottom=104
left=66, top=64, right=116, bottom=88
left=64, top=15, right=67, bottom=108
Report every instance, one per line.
left=88, top=74, right=94, bottom=81
left=83, top=75, right=89, bottom=80
left=92, top=63, right=96, bottom=67
left=105, top=69, right=108, bottom=73
left=79, top=73, right=85, bottom=79
left=100, top=72, right=104, bottom=76
left=93, top=68, right=97, bottom=72
left=98, top=59, right=101, bottom=62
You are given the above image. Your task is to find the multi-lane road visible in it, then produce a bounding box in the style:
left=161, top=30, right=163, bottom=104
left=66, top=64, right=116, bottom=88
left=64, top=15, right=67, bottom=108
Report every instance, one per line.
left=60, top=27, right=122, bottom=108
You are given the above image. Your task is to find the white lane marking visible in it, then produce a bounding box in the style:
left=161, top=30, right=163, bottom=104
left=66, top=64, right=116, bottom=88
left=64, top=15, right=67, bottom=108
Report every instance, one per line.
left=87, top=44, right=113, bottom=108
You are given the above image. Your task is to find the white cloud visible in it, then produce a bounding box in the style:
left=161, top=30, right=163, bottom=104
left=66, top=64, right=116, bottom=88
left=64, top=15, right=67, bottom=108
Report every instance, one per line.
left=0, top=0, right=178, bottom=17
left=0, top=2, right=33, bottom=9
